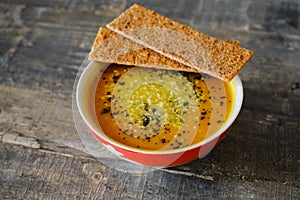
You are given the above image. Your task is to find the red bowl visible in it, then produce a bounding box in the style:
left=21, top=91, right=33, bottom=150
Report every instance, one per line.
left=76, top=61, right=243, bottom=167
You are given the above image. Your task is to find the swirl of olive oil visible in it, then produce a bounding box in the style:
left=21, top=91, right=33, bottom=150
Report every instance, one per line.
left=111, top=67, right=200, bottom=148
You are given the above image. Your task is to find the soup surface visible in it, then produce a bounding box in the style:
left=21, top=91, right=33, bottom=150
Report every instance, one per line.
left=95, top=64, right=233, bottom=150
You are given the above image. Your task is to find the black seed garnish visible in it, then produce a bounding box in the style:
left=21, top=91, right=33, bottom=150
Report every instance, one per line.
left=119, top=82, right=125, bottom=85
left=161, top=138, right=166, bottom=143
left=183, top=102, right=189, bottom=106
left=113, top=75, right=120, bottom=80
left=142, top=115, right=150, bottom=126
left=152, top=128, right=158, bottom=133
left=144, top=103, right=149, bottom=111
left=101, top=107, right=110, bottom=114
left=106, top=91, right=111, bottom=95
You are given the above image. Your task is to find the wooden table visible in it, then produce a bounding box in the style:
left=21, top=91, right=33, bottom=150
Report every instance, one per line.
left=1, top=0, right=299, bottom=199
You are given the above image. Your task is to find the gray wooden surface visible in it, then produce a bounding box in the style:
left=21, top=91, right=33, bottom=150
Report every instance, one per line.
left=1, top=0, right=299, bottom=199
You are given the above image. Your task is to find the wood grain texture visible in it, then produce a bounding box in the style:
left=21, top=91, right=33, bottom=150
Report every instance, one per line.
left=0, top=0, right=299, bottom=199
left=1, top=143, right=299, bottom=199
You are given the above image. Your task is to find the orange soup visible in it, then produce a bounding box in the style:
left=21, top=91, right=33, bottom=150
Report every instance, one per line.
left=95, top=64, right=233, bottom=150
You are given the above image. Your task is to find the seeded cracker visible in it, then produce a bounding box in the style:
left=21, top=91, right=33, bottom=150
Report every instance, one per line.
left=107, top=4, right=253, bottom=81
left=89, top=28, right=242, bottom=74
left=89, top=28, right=197, bottom=72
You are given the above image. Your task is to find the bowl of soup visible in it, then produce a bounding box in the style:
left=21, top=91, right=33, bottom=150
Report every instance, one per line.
left=76, top=61, right=243, bottom=167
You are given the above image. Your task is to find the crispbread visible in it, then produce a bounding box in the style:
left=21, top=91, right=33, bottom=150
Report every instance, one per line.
left=89, top=28, right=242, bottom=74
left=107, top=4, right=253, bottom=81
left=89, top=28, right=197, bottom=72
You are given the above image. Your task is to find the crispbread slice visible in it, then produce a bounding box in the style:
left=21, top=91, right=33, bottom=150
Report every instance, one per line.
left=89, top=28, right=197, bottom=72
left=89, top=28, right=241, bottom=74
left=107, top=4, right=253, bottom=81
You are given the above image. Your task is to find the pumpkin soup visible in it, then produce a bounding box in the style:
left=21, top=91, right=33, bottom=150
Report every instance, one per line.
left=95, top=63, right=233, bottom=150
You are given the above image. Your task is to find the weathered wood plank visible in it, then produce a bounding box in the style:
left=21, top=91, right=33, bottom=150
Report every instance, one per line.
left=0, top=0, right=126, bottom=94
left=0, top=143, right=299, bottom=199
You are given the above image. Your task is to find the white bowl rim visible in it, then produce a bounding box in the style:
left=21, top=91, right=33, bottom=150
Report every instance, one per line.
left=76, top=61, right=244, bottom=155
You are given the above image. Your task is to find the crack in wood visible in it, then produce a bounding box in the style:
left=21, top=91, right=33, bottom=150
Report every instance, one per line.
left=160, top=168, right=214, bottom=181
left=1, top=132, right=40, bottom=149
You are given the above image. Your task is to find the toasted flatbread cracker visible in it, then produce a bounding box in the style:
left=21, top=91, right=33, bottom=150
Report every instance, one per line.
left=89, top=28, right=197, bottom=72
left=89, top=28, right=242, bottom=74
left=107, top=4, right=253, bottom=81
